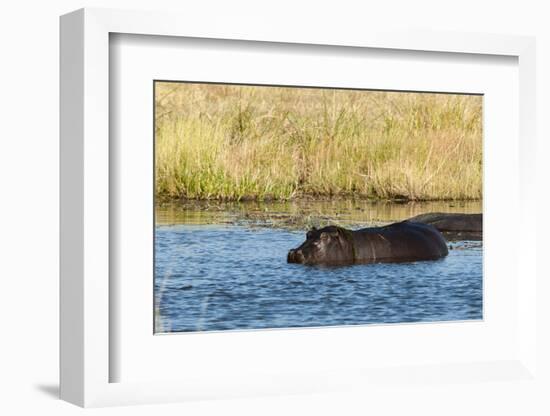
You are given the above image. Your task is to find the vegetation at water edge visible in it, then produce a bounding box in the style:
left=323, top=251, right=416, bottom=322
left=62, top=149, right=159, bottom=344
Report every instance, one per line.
left=155, top=83, right=482, bottom=202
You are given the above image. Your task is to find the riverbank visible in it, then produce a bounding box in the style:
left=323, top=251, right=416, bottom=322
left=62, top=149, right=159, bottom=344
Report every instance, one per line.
left=155, top=83, right=482, bottom=202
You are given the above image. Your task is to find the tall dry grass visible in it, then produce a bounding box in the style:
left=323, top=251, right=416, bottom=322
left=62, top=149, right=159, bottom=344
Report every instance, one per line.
left=155, top=82, right=482, bottom=201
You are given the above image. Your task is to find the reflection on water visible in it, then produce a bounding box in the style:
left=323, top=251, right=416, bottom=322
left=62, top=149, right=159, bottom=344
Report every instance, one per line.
left=155, top=199, right=483, bottom=333
left=156, top=199, right=482, bottom=228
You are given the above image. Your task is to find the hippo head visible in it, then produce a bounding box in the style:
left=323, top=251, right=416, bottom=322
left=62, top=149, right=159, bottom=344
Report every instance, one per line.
left=287, top=225, right=353, bottom=265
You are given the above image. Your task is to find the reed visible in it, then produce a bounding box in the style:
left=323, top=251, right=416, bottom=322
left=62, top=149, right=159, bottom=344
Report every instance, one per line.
left=155, top=83, right=482, bottom=201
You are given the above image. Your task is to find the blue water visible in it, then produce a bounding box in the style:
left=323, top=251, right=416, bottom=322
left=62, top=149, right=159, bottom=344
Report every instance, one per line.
left=154, top=224, right=482, bottom=333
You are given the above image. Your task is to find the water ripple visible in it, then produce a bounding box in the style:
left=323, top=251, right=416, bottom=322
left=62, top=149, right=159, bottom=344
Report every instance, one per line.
left=155, top=225, right=482, bottom=332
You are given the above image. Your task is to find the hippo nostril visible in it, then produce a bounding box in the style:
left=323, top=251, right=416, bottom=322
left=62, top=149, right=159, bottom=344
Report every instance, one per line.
left=288, top=248, right=304, bottom=263
left=287, top=249, right=296, bottom=262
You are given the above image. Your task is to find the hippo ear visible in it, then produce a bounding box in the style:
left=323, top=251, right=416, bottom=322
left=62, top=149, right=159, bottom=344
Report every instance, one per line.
left=306, top=227, right=317, bottom=239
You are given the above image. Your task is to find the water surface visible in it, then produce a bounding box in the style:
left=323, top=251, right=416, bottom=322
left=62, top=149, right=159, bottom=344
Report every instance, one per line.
left=155, top=200, right=482, bottom=333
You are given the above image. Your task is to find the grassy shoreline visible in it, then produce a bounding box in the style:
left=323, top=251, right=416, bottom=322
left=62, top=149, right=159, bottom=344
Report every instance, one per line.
left=155, top=83, right=482, bottom=202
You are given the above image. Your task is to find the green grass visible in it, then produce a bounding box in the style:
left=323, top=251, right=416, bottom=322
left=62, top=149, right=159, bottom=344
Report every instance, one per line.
left=155, top=83, right=482, bottom=202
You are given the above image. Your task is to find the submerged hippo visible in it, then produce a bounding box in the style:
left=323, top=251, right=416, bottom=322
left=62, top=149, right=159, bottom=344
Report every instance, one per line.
left=408, top=213, right=482, bottom=241
left=287, top=221, right=448, bottom=266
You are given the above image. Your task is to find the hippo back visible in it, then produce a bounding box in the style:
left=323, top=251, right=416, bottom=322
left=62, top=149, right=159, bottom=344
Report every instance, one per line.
left=351, top=221, right=448, bottom=263
left=408, top=213, right=482, bottom=232
left=408, top=212, right=482, bottom=241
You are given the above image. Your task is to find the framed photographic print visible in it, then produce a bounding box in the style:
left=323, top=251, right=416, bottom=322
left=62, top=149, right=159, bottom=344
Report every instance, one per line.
left=152, top=81, right=484, bottom=334
left=60, top=8, right=538, bottom=408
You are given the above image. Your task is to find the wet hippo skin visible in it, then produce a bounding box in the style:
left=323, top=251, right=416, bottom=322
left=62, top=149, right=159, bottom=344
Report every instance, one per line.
left=408, top=213, right=482, bottom=241
left=288, top=221, right=448, bottom=266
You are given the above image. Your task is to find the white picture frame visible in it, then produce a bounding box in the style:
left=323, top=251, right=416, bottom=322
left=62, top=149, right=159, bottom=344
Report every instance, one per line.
left=60, top=7, right=538, bottom=408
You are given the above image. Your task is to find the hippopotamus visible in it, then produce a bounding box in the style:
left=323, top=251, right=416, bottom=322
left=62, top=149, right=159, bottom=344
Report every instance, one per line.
left=287, top=221, right=448, bottom=266
left=407, top=213, right=482, bottom=241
